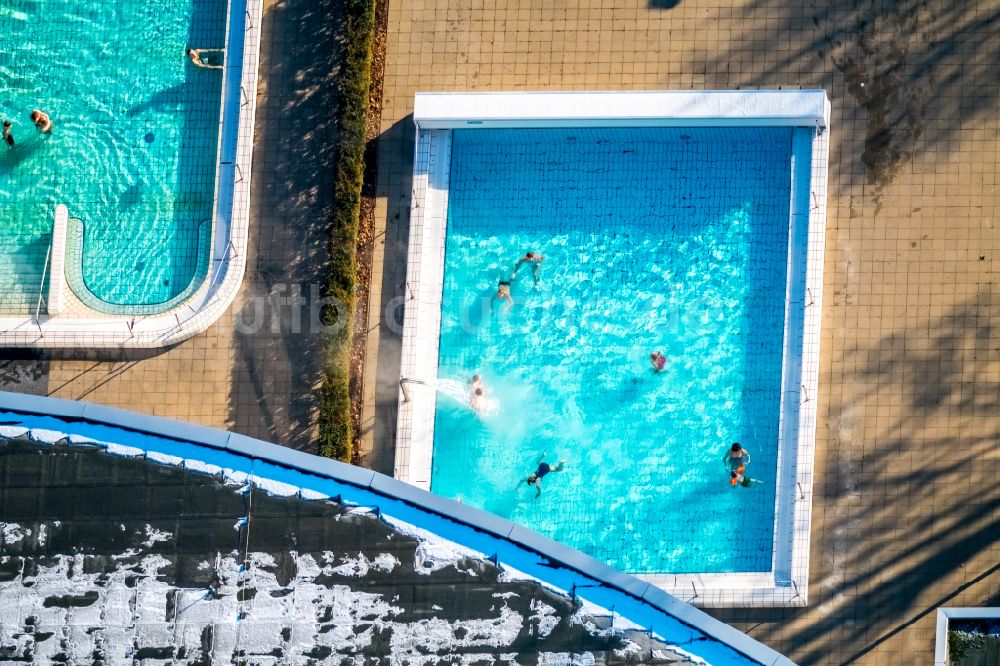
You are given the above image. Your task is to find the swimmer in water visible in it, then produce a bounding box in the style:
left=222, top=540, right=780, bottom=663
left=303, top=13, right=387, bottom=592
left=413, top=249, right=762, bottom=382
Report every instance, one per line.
left=650, top=351, right=666, bottom=372
left=512, top=251, right=544, bottom=285
left=730, top=469, right=762, bottom=488
left=470, top=387, right=486, bottom=413
left=469, top=375, right=492, bottom=414
left=493, top=279, right=514, bottom=310
left=525, top=452, right=565, bottom=498
left=29, top=110, right=52, bottom=133
left=2, top=121, right=13, bottom=148
left=723, top=442, right=750, bottom=474
left=186, top=48, right=225, bottom=69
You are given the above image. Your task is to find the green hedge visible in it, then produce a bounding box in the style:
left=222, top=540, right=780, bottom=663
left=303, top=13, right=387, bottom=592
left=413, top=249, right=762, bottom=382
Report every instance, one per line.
left=318, top=0, right=377, bottom=461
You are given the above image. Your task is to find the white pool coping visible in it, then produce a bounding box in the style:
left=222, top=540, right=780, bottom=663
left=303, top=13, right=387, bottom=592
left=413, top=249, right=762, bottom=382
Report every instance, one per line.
left=394, top=90, right=830, bottom=609
left=413, top=90, right=830, bottom=130
left=0, top=0, right=262, bottom=348
left=935, top=607, right=1000, bottom=664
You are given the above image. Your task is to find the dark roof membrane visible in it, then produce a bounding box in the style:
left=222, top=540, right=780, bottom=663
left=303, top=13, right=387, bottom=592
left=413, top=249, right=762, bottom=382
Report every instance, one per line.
left=0, top=438, right=701, bottom=664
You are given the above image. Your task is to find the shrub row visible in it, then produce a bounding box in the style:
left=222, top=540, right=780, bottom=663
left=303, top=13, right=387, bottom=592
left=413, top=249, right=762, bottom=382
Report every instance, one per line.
left=318, top=0, right=377, bottom=461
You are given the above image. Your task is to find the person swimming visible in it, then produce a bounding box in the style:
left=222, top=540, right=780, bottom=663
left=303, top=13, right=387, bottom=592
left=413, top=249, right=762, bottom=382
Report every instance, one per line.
left=512, top=251, right=544, bottom=285
left=186, top=47, right=225, bottom=69
left=470, top=387, right=486, bottom=413
left=2, top=121, right=13, bottom=148
left=730, top=469, right=762, bottom=488
left=650, top=351, right=666, bottom=372
left=29, top=110, right=52, bottom=133
left=469, top=374, right=496, bottom=415
left=492, top=279, right=513, bottom=310
left=525, top=453, right=565, bottom=498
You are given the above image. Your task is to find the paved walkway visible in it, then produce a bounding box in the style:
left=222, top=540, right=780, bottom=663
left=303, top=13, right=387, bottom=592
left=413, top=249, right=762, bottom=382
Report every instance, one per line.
left=0, top=0, right=344, bottom=452
left=362, top=0, right=1000, bottom=663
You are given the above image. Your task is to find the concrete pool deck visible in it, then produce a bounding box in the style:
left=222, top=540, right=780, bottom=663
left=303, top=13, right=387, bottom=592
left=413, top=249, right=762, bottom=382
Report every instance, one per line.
left=360, top=0, right=1000, bottom=663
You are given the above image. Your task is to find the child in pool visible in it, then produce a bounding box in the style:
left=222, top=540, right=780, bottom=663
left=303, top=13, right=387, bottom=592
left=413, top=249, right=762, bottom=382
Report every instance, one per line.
left=730, top=469, right=762, bottom=488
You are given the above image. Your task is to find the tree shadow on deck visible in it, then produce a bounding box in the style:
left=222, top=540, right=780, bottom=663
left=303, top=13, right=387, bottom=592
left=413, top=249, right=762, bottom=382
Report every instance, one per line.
left=362, top=113, right=414, bottom=474
left=224, top=0, right=347, bottom=452
left=712, top=291, right=1000, bottom=664
left=689, top=0, right=1000, bottom=202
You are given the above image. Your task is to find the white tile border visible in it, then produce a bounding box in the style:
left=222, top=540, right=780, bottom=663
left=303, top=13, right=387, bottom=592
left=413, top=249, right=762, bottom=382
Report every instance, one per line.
left=395, top=90, right=830, bottom=608
left=414, top=90, right=829, bottom=129
left=395, top=128, right=452, bottom=487
left=0, top=0, right=262, bottom=348
left=46, top=204, right=68, bottom=316
left=935, top=607, right=1000, bottom=665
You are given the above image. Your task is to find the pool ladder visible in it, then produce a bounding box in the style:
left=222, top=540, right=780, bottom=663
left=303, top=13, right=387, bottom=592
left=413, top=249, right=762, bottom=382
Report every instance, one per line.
left=399, top=377, right=429, bottom=403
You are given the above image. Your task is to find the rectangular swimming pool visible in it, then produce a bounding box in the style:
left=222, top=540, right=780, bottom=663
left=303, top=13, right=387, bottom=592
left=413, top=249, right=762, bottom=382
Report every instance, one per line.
left=432, top=126, right=790, bottom=575
left=397, top=91, right=829, bottom=607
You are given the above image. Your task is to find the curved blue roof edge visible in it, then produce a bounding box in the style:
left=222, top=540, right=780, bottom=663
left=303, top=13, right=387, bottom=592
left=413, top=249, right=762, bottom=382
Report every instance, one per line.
left=0, top=390, right=793, bottom=666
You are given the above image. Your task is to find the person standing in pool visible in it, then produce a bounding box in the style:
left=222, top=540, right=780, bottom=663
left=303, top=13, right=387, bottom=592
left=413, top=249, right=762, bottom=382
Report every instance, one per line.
left=2, top=121, right=13, bottom=148
left=723, top=442, right=750, bottom=474
left=492, top=279, right=514, bottom=310
left=525, top=453, right=565, bottom=498
left=29, top=110, right=52, bottom=133
left=512, top=251, right=544, bottom=285
left=186, top=47, right=225, bottom=69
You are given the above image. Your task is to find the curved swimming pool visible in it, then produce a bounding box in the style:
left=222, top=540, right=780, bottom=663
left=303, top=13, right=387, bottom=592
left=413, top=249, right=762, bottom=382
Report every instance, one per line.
left=0, top=0, right=227, bottom=313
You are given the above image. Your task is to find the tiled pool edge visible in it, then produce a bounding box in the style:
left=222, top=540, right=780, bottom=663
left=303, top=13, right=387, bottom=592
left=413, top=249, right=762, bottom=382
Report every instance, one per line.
left=0, top=0, right=263, bottom=348
left=395, top=128, right=451, bottom=485
left=394, top=90, right=830, bottom=608
left=0, top=390, right=793, bottom=666
left=62, top=217, right=213, bottom=316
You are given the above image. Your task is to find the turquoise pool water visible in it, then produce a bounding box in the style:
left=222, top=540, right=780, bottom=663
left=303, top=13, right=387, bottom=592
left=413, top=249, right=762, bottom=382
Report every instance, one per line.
left=0, top=0, right=226, bottom=312
left=431, top=128, right=793, bottom=574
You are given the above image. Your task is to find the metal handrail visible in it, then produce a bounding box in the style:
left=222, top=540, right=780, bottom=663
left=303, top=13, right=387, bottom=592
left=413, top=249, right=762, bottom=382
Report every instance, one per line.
left=159, top=231, right=236, bottom=338
left=399, top=377, right=429, bottom=403
left=207, top=239, right=237, bottom=294
left=34, top=241, right=52, bottom=322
